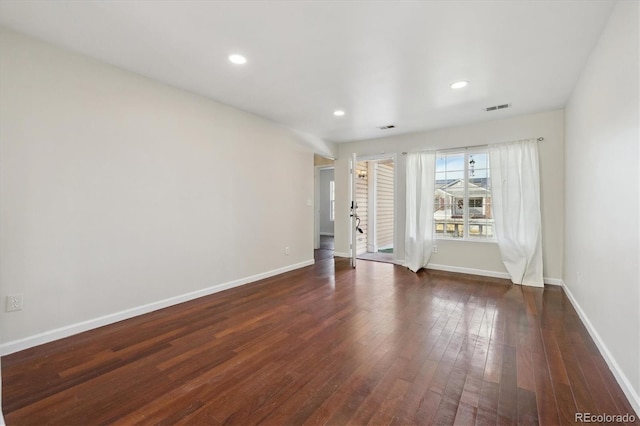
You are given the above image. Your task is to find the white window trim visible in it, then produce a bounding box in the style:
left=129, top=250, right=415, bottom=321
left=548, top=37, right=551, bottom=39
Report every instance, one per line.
left=329, top=179, right=335, bottom=222
left=433, top=148, right=497, bottom=243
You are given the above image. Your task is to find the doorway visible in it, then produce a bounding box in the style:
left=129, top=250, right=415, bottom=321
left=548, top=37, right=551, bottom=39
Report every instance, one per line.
left=354, top=156, right=395, bottom=264
left=314, top=155, right=335, bottom=261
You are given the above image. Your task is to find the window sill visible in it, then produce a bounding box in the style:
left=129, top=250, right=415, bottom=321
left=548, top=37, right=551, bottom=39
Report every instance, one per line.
left=434, top=237, right=497, bottom=244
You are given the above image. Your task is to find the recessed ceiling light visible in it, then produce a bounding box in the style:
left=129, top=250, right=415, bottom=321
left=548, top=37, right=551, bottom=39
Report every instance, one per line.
left=450, top=80, right=469, bottom=89
left=228, top=54, right=247, bottom=65
left=333, top=110, right=345, bottom=117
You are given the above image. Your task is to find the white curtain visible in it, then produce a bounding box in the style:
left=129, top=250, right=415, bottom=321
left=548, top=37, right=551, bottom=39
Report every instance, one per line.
left=405, top=152, right=435, bottom=272
left=489, top=139, right=544, bottom=287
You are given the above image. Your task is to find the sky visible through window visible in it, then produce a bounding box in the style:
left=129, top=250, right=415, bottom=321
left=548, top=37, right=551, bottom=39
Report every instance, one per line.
left=436, top=153, right=489, bottom=180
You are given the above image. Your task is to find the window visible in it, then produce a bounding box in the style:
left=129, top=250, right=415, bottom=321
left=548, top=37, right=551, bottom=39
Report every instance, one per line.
left=434, top=151, right=493, bottom=239
left=329, top=180, right=335, bottom=222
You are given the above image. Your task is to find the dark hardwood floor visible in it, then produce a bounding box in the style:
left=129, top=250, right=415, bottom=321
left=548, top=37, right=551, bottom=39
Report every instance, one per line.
left=2, top=258, right=638, bottom=425
left=314, top=235, right=334, bottom=262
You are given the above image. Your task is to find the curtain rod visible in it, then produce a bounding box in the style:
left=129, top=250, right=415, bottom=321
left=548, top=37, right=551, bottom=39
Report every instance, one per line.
left=401, top=137, right=544, bottom=155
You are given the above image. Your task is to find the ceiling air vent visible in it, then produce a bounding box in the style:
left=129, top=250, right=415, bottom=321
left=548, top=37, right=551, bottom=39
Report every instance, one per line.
left=485, top=103, right=511, bottom=112
left=378, top=125, right=396, bottom=130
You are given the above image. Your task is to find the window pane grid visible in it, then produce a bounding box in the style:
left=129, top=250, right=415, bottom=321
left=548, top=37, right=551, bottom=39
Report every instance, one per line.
left=434, top=151, right=493, bottom=240
left=329, top=180, right=335, bottom=222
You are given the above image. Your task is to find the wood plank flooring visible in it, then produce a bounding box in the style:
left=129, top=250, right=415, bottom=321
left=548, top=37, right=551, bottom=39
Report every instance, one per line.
left=314, top=235, right=334, bottom=262
left=2, top=258, right=638, bottom=425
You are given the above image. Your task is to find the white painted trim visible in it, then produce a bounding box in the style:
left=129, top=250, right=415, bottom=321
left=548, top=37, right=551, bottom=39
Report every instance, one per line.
left=367, top=162, right=377, bottom=252
left=334, top=251, right=351, bottom=258
left=356, top=153, right=398, bottom=265
left=426, top=264, right=563, bottom=287
left=314, top=165, right=320, bottom=250
left=427, top=263, right=511, bottom=280
left=350, top=153, right=357, bottom=267
left=543, top=277, right=563, bottom=286
left=434, top=236, right=498, bottom=244
left=356, top=153, right=397, bottom=162
left=319, top=232, right=335, bottom=236
left=0, top=259, right=315, bottom=356
left=560, top=281, right=640, bottom=416
left=314, top=165, right=335, bottom=250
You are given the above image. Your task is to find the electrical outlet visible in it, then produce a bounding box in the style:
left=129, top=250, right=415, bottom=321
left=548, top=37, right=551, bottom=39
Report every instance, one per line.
left=432, top=245, right=438, bottom=253
left=285, top=246, right=290, bottom=255
left=6, top=294, right=23, bottom=312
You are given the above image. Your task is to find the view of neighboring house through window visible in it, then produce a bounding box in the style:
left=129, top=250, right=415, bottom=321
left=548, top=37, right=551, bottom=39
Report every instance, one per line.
left=434, top=151, right=493, bottom=239
left=329, top=180, right=335, bottom=221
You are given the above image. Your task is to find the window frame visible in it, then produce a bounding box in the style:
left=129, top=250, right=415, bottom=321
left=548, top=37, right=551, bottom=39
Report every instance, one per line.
left=329, top=179, right=335, bottom=222
left=433, top=148, right=496, bottom=242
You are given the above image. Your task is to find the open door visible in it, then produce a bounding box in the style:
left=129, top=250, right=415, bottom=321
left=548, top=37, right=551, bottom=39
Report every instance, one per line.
left=350, top=153, right=357, bottom=268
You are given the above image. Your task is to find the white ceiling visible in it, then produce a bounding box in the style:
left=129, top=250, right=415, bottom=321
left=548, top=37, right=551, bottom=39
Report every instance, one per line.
left=0, top=0, right=615, bottom=143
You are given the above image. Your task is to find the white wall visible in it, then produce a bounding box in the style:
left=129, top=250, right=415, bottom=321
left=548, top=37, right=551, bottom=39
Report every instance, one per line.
left=335, top=110, right=565, bottom=281
left=0, top=28, right=333, bottom=350
left=319, top=168, right=334, bottom=235
left=564, top=0, right=639, bottom=411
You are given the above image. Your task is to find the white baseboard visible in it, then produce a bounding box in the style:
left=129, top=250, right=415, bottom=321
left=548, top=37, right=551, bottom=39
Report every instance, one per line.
left=560, top=281, right=640, bottom=417
left=0, top=259, right=315, bottom=356
left=426, top=264, right=562, bottom=287
left=319, top=232, right=334, bottom=236
left=427, top=263, right=511, bottom=280
left=543, top=277, right=563, bottom=286
left=334, top=251, right=350, bottom=258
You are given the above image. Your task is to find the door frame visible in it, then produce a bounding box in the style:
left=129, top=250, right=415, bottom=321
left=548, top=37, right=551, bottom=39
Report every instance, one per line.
left=314, top=164, right=335, bottom=250
left=354, top=153, right=398, bottom=263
